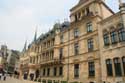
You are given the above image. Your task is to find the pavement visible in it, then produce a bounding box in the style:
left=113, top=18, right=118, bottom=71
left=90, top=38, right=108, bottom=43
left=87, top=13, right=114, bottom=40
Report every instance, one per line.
left=0, top=77, right=40, bottom=83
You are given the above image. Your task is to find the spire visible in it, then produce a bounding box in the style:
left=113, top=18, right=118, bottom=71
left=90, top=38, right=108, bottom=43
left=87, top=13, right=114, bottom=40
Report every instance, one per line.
left=22, top=40, right=27, bottom=52
left=34, top=27, right=37, bottom=42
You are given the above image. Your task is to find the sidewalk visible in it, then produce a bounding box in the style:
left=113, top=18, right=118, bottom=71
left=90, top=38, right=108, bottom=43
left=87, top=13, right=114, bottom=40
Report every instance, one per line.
left=0, top=76, right=41, bottom=83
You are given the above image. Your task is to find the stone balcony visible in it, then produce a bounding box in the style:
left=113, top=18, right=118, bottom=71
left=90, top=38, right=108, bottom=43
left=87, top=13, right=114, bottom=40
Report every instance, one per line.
left=40, top=58, right=64, bottom=66
left=28, top=63, right=40, bottom=69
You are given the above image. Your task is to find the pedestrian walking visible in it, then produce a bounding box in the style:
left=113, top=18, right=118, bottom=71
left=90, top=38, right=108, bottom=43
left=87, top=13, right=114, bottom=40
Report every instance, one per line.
left=1, top=71, right=6, bottom=81
left=23, top=72, right=28, bottom=80
left=0, top=72, right=2, bottom=80
left=3, top=73, right=6, bottom=81
left=0, top=69, right=3, bottom=80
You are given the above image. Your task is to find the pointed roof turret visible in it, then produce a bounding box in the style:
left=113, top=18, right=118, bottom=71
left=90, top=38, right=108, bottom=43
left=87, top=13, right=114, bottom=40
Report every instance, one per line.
left=22, top=40, right=27, bottom=52
left=34, top=27, right=37, bottom=42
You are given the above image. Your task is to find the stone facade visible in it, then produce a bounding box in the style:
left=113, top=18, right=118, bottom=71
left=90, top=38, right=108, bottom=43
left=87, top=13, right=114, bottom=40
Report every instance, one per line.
left=20, top=0, right=125, bottom=83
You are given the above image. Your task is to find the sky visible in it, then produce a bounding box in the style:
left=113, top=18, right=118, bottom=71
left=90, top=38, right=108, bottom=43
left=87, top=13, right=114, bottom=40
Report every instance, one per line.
left=0, top=0, right=123, bottom=51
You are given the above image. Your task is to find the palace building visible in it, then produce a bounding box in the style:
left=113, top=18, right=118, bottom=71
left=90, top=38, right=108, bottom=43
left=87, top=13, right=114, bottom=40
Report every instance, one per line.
left=20, top=0, right=125, bottom=83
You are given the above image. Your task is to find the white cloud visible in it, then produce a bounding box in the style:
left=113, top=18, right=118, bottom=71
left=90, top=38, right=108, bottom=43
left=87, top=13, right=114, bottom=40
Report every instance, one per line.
left=0, top=0, right=120, bottom=51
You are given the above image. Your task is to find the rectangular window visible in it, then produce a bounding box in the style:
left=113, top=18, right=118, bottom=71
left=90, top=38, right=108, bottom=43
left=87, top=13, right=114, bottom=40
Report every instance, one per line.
left=87, top=22, right=92, bottom=32
left=88, top=62, right=95, bottom=77
left=110, top=31, right=118, bottom=44
left=30, top=57, right=32, bottom=63
left=106, top=59, right=113, bottom=76
left=118, top=28, right=125, bottom=42
left=75, top=14, right=78, bottom=22
left=43, top=68, right=46, bottom=76
left=60, top=35, right=64, bottom=44
left=86, top=7, right=90, bottom=16
left=88, top=38, right=93, bottom=51
left=103, top=33, right=110, bottom=46
left=74, top=28, right=79, bottom=38
left=47, top=68, right=50, bottom=76
left=59, top=66, right=63, bottom=76
left=122, top=57, right=125, bottom=75
left=78, top=12, right=81, bottom=19
left=59, top=48, right=63, bottom=60
left=74, top=43, right=79, bottom=55
left=53, top=67, right=57, bottom=76
left=74, top=64, right=79, bottom=78
left=114, top=58, right=122, bottom=76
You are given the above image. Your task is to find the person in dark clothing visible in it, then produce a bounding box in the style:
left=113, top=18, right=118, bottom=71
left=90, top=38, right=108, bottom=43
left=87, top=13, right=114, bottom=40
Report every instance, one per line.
left=23, top=72, right=28, bottom=80
left=30, top=73, right=34, bottom=81
left=0, top=69, right=3, bottom=80
left=2, top=71, right=6, bottom=81
left=0, top=73, right=2, bottom=80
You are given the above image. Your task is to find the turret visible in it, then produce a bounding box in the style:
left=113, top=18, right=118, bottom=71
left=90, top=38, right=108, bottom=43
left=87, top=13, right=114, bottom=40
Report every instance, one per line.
left=22, top=40, right=27, bottom=53
left=119, top=0, right=125, bottom=28
left=34, top=28, right=37, bottom=42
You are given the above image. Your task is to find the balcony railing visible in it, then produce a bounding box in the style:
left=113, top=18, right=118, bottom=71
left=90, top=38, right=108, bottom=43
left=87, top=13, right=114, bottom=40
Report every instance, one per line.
left=40, top=57, right=64, bottom=66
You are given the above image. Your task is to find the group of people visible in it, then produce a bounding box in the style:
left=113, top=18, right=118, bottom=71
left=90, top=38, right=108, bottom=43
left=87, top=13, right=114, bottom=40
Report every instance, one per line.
left=0, top=70, right=6, bottom=81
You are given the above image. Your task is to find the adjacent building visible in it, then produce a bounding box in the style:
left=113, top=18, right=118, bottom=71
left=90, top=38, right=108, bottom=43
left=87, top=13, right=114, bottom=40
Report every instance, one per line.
left=0, top=45, right=20, bottom=74
left=0, top=45, right=8, bottom=71
left=20, top=0, right=125, bottom=83
left=6, top=50, right=20, bottom=74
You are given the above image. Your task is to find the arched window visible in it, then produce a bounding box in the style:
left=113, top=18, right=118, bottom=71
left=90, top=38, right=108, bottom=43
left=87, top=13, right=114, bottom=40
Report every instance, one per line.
left=106, top=59, right=113, bottom=76
left=113, top=58, right=122, bottom=76
left=122, top=57, right=125, bottom=75
left=110, top=27, right=118, bottom=44
left=103, top=30, right=109, bottom=46
left=117, top=23, right=125, bottom=42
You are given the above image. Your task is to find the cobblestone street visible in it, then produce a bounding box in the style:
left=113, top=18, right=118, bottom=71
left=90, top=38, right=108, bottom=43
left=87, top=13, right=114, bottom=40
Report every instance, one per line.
left=0, top=77, right=40, bottom=83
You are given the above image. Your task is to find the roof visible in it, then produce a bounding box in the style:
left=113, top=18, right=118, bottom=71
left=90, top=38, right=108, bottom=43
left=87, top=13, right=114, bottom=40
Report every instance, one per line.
left=99, top=12, right=120, bottom=24
left=70, top=0, right=115, bottom=14
left=79, top=0, right=88, bottom=4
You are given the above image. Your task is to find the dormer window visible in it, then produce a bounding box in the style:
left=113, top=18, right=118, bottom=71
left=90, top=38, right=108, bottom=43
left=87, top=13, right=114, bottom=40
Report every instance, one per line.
left=60, top=35, right=64, bottom=44
left=86, top=7, right=90, bottom=16
left=78, top=12, right=81, bottom=19
left=75, top=14, right=78, bottom=22
left=82, top=10, right=85, bottom=16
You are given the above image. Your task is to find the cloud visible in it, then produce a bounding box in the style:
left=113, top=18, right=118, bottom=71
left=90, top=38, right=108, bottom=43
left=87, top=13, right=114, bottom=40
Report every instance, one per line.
left=0, top=0, right=120, bottom=51
left=0, top=0, right=78, bottom=51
